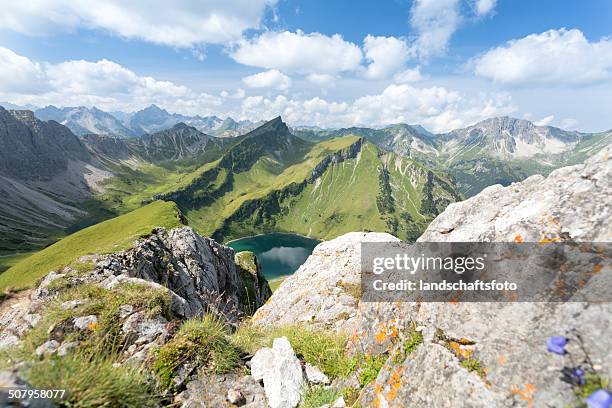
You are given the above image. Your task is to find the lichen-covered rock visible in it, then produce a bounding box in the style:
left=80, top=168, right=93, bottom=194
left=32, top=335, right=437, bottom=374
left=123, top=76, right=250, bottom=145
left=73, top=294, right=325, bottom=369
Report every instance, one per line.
left=253, top=145, right=612, bottom=407
left=252, top=232, right=400, bottom=333
left=73, top=315, right=97, bottom=330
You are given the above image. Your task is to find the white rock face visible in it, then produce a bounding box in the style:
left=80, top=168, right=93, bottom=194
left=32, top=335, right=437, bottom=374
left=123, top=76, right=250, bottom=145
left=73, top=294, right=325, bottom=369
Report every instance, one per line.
left=304, top=363, right=329, bottom=385
left=250, top=348, right=275, bottom=382
left=250, top=337, right=305, bottom=408
left=73, top=315, right=97, bottom=330
left=419, top=145, right=611, bottom=242
left=252, top=232, right=400, bottom=332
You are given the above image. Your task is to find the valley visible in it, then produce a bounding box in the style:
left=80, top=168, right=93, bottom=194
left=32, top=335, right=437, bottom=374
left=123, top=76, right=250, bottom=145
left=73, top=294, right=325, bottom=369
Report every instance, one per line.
left=0, top=103, right=610, bottom=283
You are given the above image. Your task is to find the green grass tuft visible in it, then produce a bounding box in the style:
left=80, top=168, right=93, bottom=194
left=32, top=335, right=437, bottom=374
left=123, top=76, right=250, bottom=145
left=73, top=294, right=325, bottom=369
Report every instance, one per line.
left=0, top=201, right=184, bottom=291
left=460, top=357, right=486, bottom=379
left=26, top=352, right=159, bottom=408
left=403, top=329, right=424, bottom=355
left=300, top=385, right=340, bottom=408
left=358, top=354, right=386, bottom=387
left=233, top=324, right=357, bottom=380
left=153, top=315, right=241, bottom=391
left=575, top=373, right=610, bottom=399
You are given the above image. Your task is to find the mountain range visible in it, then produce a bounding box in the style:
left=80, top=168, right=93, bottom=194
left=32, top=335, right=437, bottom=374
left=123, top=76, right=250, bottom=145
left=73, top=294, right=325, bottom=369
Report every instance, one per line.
left=0, top=103, right=609, bottom=255
left=32, top=104, right=259, bottom=138
left=295, top=117, right=611, bottom=196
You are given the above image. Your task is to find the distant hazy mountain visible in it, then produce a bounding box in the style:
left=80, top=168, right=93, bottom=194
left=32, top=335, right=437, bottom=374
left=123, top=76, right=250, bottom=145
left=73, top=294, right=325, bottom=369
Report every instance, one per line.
left=125, top=104, right=255, bottom=137
left=29, top=103, right=257, bottom=138
left=35, top=105, right=137, bottom=138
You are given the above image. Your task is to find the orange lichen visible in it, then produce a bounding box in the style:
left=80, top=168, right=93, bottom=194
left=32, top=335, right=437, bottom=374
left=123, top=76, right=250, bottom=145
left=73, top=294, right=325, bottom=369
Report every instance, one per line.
left=450, top=341, right=473, bottom=359
left=514, top=234, right=524, bottom=243
left=87, top=322, right=98, bottom=331
left=386, top=369, right=403, bottom=401
left=375, top=329, right=387, bottom=344
left=511, top=383, right=536, bottom=407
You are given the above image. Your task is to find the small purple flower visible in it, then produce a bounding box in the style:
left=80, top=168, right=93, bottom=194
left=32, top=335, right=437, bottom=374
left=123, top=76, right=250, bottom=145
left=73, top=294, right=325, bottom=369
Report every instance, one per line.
left=547, top=336, right=569, bottom=355
left=573, top=368, right=586, bottom=384
left=586, top=390, right=612, bottom=408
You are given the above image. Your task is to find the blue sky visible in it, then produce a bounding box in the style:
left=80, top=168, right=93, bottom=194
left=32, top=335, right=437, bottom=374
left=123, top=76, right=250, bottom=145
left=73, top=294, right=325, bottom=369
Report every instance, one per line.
left=0, top=0, right=611, bottom=132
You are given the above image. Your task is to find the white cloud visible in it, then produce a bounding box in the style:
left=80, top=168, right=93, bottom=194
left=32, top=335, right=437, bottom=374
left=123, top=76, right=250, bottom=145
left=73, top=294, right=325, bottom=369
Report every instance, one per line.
left=472, top=28, right=612, bottom=86
left=474, top=0, right=496, bottom=16
left=0, top=0, right=277, bottom=47
left=362, top=35, right=412, bottom=80
left=242, top=69, right=292, bottom=90
left=235, top=84, right=516, bottom=132
left=533, top=115, right=554, bottom=126
left=0, top=47, right=50, bottom=94
left=306, top=73, right=336, bottom=86
left=230, top=30, right=363, bottom=75
left=410, top=0, right=462, bottom=59
left=561, top=118, right=578, bottom=129
left=0, top=47, right=220, bottom=115
left=394, top=66, right=424, bottom=83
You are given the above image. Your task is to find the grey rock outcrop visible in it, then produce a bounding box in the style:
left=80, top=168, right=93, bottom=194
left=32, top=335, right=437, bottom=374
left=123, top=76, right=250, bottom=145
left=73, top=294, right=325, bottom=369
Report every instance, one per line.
left=254, top=145, right=612, bottom=407
left=100, top=226, right=271, bottom=319
left=420, top=144, right=611, bottom=242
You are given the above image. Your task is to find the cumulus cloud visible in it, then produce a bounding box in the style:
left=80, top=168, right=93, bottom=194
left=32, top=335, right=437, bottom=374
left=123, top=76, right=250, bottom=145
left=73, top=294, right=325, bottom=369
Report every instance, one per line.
left=242, top=69, right=292, bottom=90
left=235, top=84, right=516, bottom=132
left=473, top=0, right=496, bottom=16
left=230, top=30, right=363, bottom=75
left=0, top=47, right=220, bottom=114
left=533, top=115, right=554, bottom=126
left=472, top=28, right=612, bottom=86
left=410, top=0, right=462, bottom=59
left=362, top=35, right=412, bottom=80
left=394, top=66, right=424, bottom=83
left=0, top=47, right=50, bottom=94
left=0, top=0, right=277, bottom=47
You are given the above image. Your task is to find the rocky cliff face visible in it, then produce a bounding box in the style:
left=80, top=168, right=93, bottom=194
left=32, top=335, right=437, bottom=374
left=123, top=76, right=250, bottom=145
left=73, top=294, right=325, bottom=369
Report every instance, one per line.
left=253, top=144, right=612, bottom=407
left=0, top=108, right=91, bottom=181
left=95, top=226, right=271, bottom=319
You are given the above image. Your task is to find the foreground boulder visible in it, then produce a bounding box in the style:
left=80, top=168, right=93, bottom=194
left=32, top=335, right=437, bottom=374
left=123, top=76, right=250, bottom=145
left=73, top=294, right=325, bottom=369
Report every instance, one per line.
left=254, top=145, right=612, bottom=407
left=251, top=337, right=304, bottom=408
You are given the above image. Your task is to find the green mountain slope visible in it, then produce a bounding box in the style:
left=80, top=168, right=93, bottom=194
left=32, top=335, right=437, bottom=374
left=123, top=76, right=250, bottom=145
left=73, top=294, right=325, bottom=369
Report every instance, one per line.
left=0, top=201, right=184, bottom=291
left=148, top=118, right=461, bottom=242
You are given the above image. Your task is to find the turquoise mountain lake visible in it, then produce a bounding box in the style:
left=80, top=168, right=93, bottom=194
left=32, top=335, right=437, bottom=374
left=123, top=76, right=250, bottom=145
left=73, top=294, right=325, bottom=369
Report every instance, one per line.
left=227, top=233, right=320, bottom=279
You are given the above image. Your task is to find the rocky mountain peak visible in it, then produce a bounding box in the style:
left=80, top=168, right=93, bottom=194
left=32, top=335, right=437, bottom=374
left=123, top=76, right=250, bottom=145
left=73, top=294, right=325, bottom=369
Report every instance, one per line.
left=8, top=109, right=39, bottom=128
